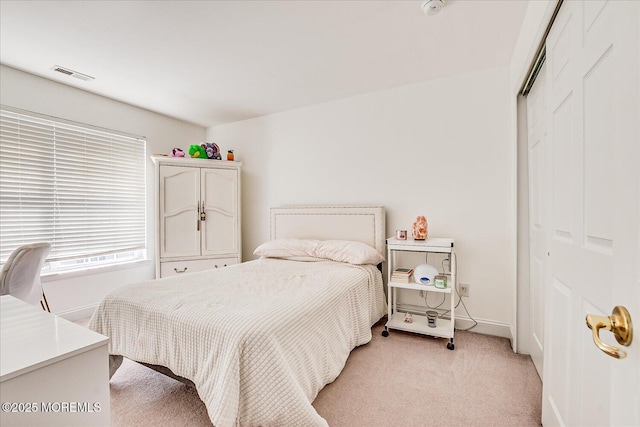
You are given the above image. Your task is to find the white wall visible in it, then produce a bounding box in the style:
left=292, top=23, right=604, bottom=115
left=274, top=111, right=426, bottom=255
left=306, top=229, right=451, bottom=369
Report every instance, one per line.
left=0, top=65, right=206, bottom=319
left=208, top=67, right=515, bottom=336
left=1, top=9, right=550, bottom=336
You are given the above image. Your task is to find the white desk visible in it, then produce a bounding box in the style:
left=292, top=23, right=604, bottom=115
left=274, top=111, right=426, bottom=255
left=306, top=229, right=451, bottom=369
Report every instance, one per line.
left=0, top=295, right=110, bottom=426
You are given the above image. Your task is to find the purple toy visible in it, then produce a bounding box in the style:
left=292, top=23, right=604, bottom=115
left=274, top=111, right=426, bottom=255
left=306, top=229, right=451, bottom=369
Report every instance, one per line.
left=202, top=143, right=222, bottom=160
left=171, top=148, right=185, bottom=157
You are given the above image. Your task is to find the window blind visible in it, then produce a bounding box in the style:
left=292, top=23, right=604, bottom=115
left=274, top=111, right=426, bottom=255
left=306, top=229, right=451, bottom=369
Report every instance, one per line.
left=0, top=106, right=146, bottom=265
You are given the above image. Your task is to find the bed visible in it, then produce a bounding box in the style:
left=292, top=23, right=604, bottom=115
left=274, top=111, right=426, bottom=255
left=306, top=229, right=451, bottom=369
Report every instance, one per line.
left=89, top=205, right=387, bottom=427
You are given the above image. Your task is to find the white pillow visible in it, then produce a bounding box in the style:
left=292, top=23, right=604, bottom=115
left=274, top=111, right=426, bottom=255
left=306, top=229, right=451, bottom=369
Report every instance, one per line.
left=253, top=239, right=384, bottom=265
left=315, top=240, right=385, bottom=265
left=253, top=239, right=317, bottom=259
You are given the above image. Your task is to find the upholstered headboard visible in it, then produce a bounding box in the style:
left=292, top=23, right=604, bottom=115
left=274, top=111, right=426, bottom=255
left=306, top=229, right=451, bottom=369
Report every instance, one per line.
left=270, top=205, right=386, bottom=257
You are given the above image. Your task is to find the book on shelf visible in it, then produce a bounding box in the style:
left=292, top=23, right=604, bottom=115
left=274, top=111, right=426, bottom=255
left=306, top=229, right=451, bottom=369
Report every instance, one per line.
left=392, top=267, right=413, bottom=276
left=391, top=267, right=413, bottom=283
left=391, top=275, right=412, bottom=283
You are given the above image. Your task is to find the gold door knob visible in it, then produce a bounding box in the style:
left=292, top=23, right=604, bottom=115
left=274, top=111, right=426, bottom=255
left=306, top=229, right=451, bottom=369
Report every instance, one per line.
left=585, top=306, right=633, bottom=359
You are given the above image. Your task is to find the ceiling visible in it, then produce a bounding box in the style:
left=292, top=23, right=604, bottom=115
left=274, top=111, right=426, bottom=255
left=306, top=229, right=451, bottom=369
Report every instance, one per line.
left=0, top=1, right=529, bottom=128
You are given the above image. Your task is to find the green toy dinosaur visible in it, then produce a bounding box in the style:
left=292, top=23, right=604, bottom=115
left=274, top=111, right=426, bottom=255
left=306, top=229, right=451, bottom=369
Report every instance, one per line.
left=189, top=144, right=207, bottom=159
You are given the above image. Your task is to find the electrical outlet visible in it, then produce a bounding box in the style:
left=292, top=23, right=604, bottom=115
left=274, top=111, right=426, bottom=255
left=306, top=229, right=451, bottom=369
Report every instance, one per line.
left=460, top=283, right=470, bottom=297
left=443, top=257, right=451, bottom=273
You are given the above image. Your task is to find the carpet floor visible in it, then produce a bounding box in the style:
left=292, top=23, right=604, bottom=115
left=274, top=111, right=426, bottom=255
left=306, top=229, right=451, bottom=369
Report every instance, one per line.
left=107, top=321, right=542, bottom=426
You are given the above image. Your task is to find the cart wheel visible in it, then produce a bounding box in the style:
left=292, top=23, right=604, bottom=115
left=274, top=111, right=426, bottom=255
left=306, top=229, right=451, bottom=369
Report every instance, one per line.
left=382, top=329, right=389, bottom=337
left=447, top=342, right=455, bottom=350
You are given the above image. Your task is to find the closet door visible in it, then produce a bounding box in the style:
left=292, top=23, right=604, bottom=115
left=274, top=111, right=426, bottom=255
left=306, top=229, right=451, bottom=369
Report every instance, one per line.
left=159, top=165, right=200, bottom=258
left=526, top=62, right=548, bottom=379
left=200, top=168, right=238, bottom=257
left=541, top=1, right=639, bottom=426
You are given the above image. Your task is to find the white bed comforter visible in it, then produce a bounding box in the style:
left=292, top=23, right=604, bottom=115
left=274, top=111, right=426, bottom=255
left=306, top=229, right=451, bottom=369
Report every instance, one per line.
left=89, top=258, right=386, bottom=426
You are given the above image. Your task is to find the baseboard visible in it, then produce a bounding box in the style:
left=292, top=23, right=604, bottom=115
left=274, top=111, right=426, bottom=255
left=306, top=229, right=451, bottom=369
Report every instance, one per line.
left=395, top=303, right=512, bottom=340
left=453, top=315, right=512, bottom=339
left=54, top=304, right=98, bottom=322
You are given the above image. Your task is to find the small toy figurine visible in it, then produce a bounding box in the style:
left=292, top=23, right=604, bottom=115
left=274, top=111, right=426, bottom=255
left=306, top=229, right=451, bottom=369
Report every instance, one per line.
left=170, top=148, right=185, bottom=157
left=412, top=215, right=428, bottom=240
left=202, top=142, right=222, bottom=160
left=189, top=144, right=208, bottom=159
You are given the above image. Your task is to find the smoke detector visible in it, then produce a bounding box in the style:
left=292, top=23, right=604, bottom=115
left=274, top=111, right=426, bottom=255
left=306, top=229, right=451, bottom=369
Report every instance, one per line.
left=421, top=0, right=444, bottom=15
left=50, top=65, right=95, bottom=82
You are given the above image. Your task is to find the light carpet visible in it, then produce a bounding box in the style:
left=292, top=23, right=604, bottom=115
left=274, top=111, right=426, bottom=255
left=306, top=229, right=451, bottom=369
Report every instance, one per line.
left=107, top=321, right=541, bottom=426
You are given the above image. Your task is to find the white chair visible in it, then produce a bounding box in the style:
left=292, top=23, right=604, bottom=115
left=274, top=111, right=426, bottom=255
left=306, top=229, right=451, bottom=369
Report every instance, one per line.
left=0, top=242, right=52, bottom=311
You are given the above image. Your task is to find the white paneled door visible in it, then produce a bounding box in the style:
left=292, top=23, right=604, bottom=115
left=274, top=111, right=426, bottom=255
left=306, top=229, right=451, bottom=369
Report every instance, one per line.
left=201, top=168, right=239, bottom=256
left=160, top=165, right=201, bottom=258
left=526, top=62, right=548, bottom=379
left=541, top=1, right=639, bottom=426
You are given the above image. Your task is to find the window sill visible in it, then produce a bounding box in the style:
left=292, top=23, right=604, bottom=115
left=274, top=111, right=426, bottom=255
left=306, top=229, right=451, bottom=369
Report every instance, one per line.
left=41, top=259, right=153, bottom=283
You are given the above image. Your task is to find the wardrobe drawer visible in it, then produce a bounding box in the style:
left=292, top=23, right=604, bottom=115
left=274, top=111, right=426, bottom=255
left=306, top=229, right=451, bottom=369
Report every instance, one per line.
left=160, top=258, right=238, bottom=278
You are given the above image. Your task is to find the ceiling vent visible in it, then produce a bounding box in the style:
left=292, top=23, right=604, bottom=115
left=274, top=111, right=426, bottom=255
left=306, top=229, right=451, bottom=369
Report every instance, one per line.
left=51, top=65, right=94, bottom=82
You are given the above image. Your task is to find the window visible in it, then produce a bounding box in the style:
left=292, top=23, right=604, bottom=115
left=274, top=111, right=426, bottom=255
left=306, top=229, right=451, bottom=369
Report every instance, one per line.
left=0, top=106, right=147, bottom=273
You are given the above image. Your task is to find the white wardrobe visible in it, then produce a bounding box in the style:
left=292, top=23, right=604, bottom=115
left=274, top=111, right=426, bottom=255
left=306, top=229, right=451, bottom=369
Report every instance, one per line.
left=153, top=156, right=242, bottom=278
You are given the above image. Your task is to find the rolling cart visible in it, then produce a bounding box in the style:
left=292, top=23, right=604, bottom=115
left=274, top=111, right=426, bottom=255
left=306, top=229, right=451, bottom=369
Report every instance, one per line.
left=382, top=237, right=456, bottom=350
